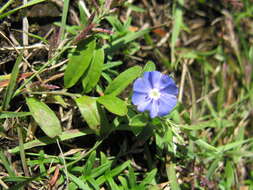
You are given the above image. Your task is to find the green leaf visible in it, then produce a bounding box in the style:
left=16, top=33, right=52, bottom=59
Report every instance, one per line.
left=75, top=96, right=100, bottom=134
left=91, top=162, right=112, bottom=178
left=110, top=160, right=131, bottom=177
left=128, top=166, right=137, bottom=188
left=217, top=139, right=252, bottom=152
left=124, top=3, right=146, bottom=12
left=9, top=129, right=92, bottom=154
left=180, top=120, right=217, bottom=130
left=104, top=28, right=151, bottom=54
left=104, top=66, right=142, bottom=96
left=225, top=160, right=234, bottom=189
left=106, top=16, right=125, bottom=33
left=102, top=61, right=123, bottom=71
left=118, top=176, right=129, bottom=189
left=97, top=95, right=127, bottom=116
left=86, top=177, right=100, bottom=190
left=26, top=98, right=62, bottom=138
left=107, top=177, right=121, bottom=190
left=129, top=114, right=148, bottom=127
left=0, top=0, right=46, bottom=19
left=83, top=151, right=96, bottom=176
left=60, top=0, right=70, bottom=40
left=171, top=0, right=184, bottom=64
left=167, top=164, right=181, bottom=190
left=68, top=173, right=90, bottom=189
left=2, top=52, right=22, bottom=110
left=207, top=158, right=220, bottom=179
left=64, top=38, right=96, bottom=88
left=78, top=1, right=88, bottom=26
left=0, top=112, right=31, bottom=119
left=82, top=48, right=104, bottom=93
left=0, top=149, right=16, bottom=177
left=143, top=61, right=156, bottom=72
left=141, top=168, right=157, bottom=186
left=195, top=139, right=218, bottom=152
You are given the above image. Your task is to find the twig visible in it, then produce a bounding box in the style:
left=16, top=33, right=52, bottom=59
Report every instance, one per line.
left=186, top=64, right=197, bottom=121
left=0, top=178, right=9, bottom=189
left=43, top=73, right=64, bottom=84
left=14, top=43, right=71, bottom=97
left=22, top=0, right=29, bottom=57
left=105, top=0, right=113, bottom=9
left=0, top=44, right=47, bottom=51
left=178, top=61, right=187, bottom=102
left=22, top=90, right=81, bottom=98
left=0, top=31, right=30, bottom=67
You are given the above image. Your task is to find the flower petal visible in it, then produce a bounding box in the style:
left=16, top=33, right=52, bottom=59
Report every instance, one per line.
left=160, top=85, right=178, bottom=96
left=133, top=77, right=152, bottom=93
left=137, top=99, right=152, bottom=112
left=132, top=92, right=148, bottom=106
left=132, top=92, right=152, bottom=112
left=157, top=93, right=177, bottom=116
left=159, top=75, right=178, bottom=94
left=149, top=71, right=162, bottom=89
left=149, top=100, right=159, bottom=118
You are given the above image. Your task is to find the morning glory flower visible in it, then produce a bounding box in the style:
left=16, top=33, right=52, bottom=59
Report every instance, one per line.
left=132, top=71, right=178, bottom=118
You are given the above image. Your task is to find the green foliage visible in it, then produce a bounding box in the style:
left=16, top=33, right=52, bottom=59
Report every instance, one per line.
left=82, top=48, right=104, bottom=93
left=2, top=52, right=22, bottom=110
left=0, top=0, right=46, bottom=18
left=104, top=66, right=142, bottom=96
left=26, top=98, right=62, bottom=138
left=97, top=95, right=127, bottom=116
left=64, top=38, right=96, bottom=88
left=75, top=96, right=101, bottom=134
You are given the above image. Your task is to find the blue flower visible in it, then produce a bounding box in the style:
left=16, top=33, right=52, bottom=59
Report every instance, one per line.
left=132, top=71, right=178, bottom=118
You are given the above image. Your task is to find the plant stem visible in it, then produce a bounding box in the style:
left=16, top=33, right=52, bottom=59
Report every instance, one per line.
left=0, top=0, right=15, bottom=14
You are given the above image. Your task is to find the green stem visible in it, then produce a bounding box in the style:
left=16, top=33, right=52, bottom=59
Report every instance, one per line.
left=0, top=0, right=15, bottom=14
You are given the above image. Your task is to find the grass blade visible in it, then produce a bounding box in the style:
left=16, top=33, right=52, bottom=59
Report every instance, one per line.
left=8, top=129, right=92, bottom=154
left=167, top=163, right=180, bottom=190
left=60, top=0, right=70, bottom=40
left=171, top=0, right=184, bottom=65
left=0, top=149, right=16, bottom=177
left=0, top=0, right=46, bottom=19
left=2, top=52, right=22, bottom=110
left=0, top=112, right=31, bottom=119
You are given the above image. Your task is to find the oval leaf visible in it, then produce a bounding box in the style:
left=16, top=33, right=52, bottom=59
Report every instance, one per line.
left=82, top=48, right=104, bottom=93
left=26, top=98, right=62, bottom=138
left=97, top=95, right=127, bottom=116
left=75, top=96, right=100, bottom=134
left=64, top=38, right=96, bottom=88
left=129, top=114, right=148, bottom=127
left=143, top=61, right=156, bottom=72
left=104, top=65, right=142, bottom=96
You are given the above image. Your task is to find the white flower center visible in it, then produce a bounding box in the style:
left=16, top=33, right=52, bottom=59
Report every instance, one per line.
left=149, top=88, right=161, bottom=100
